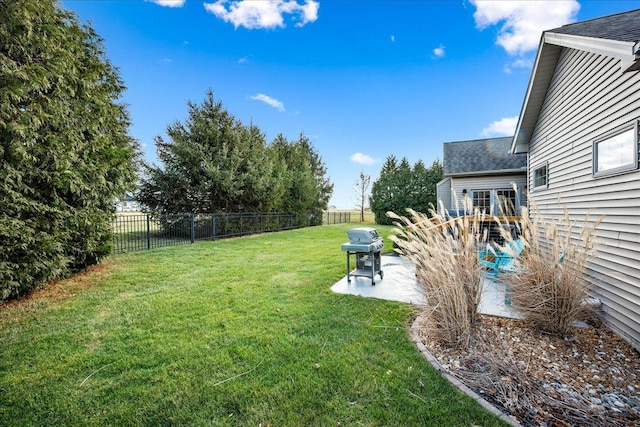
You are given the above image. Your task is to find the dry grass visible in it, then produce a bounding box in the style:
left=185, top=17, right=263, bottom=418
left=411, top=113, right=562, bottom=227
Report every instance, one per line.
left=389, top=199, right=488, bottom=348
left=496, top=199, right=602, bottom=337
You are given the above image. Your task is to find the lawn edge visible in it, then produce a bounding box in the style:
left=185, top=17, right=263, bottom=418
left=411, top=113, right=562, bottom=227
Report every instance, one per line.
left=409, top=314, right=522, bottom=427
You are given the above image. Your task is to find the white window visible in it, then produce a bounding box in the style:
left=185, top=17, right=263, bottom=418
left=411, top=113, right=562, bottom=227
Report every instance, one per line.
left=496, top=189, right=517, bottom=216
left=593, top=121, right=639, bottom=177
left=472, top=190, right=491, bottom=214
left=533, top=163, right=548, bottom=189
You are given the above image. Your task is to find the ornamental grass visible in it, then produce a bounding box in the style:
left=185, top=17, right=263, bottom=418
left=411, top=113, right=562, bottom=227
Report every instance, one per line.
left=497, top=200, right=602, bottom=336
left=389, top=198, right=488, bottom=349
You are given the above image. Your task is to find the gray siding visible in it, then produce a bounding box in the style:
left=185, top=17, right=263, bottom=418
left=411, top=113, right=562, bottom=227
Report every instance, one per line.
left=528, top=47, right=640, bottom=349
left=450, top=175, right=527, bottom=213
left=436, top=177, right=452, bottom=213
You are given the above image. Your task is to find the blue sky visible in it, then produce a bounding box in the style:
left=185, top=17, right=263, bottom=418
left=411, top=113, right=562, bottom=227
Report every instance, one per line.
left=62, top=0, right=639, bottom=209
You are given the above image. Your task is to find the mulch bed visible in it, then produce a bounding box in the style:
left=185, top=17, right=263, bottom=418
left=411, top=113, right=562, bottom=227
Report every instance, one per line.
left=417, top=314, right=640, bottom=426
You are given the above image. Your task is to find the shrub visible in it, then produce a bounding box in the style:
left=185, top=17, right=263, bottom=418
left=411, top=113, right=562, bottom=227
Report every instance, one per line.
left=389, top=199, right=488, bottom=348
left=1, top=0, right=140, bottom=301
left=498, top=202, right=601, bottom=336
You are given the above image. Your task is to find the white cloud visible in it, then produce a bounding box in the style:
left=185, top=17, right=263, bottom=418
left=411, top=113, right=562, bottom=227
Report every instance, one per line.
left=148, top=0, right=186, bottom=7
left=350, top=153, right=378, bottom=166
left=390, top=35, right=395, bottom=42
left=433, top=44, right=446, bottom=58
left=471, top=0, right=580, bottom=56
left=504, top=57, right=534, bottom=73
left=480, top=116, right=519, bottom=137
left=250, top=94, right=285, bottom=111
left=203, top=0, right=319, bottom=30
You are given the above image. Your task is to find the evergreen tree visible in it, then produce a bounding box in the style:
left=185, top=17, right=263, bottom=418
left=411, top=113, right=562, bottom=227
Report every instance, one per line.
left=267, top=133, right=332, bottom=218
left=369, top=155, right=399, bottom=224
left=137, top=91, right=276, bottom=214
left=411, top=159, right=443, bottom=213
left=369, top=156, right=443, bottom=225
left=138, top=93, right=333, bottom=219
left=0, top=0, right=140, bottom=300
left=298, top=133, right=333, bottom=214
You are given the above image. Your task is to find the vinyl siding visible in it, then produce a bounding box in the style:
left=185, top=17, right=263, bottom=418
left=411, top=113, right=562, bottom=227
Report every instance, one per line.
left=436, top=177, right=452, bottom=213
left=450, top=175, right=527, bottom=213
left=528, top=46, right=640, bottom=349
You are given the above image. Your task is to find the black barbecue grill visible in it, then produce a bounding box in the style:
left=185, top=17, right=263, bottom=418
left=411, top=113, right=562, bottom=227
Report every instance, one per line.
left=340, top=227, right=384, bottom=285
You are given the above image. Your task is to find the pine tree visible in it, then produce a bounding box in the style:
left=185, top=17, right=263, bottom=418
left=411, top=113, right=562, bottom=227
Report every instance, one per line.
left=0, top=0, right=140, bottom=300
left=138, top=93, right=333, bottom=219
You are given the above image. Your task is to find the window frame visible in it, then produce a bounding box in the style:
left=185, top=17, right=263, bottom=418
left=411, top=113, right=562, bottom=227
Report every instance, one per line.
left=496, top=188, right=517, bottom=216
left=592, top=120, right=639, bottom=178
left=532, top=162, right=549, bottom=190
left=472, top=189, right=491, bottom=214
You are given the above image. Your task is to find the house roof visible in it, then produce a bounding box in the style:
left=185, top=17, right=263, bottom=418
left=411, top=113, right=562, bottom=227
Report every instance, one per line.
left=511, top=8, right=640, bottom=154
left=443, top=137, right=527, bottom=176
left=549, top=9, right=640, bottom=42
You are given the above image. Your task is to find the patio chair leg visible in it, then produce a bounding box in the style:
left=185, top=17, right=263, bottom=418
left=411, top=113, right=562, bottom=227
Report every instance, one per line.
left=504, top=284, right=511, bottom=306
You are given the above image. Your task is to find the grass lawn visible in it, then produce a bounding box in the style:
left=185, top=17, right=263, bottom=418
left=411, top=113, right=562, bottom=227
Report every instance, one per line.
left=0, top=224, right=508, bottom=426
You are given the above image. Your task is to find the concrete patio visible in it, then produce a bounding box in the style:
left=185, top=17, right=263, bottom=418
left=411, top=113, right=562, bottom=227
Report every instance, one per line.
left=331, top=254, right=519, bottom=319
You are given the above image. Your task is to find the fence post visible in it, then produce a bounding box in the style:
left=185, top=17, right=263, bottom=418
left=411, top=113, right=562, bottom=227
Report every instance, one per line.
left=146, top=214, right=151, bottom=250
left=212, top=214, right=216, bottom=240
left=190, top=213, right=195, bottom=243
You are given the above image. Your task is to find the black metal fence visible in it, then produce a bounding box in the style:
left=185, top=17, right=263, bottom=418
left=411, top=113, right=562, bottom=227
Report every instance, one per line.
left=112, top=211, right=351, bottom=254
left=322, top=211, right=352, bottom=225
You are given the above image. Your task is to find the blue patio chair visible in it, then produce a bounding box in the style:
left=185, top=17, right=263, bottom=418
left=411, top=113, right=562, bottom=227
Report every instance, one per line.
left=478, top=238, right=525, bottom=278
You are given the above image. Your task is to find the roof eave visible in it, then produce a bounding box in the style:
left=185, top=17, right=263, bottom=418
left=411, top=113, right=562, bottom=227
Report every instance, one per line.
left=510, top=32, right=640, bottom=155
left=445, top=168, right=527, bottom=178
left=511, top=34, right=559, bottom=155
left=545, top=32, right=638, bottom=62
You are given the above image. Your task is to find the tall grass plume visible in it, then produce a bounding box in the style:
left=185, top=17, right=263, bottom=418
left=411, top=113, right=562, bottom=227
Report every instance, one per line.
left=497, top=199, right=602, bottom=336
left=389, top=198, right=488, bottom=348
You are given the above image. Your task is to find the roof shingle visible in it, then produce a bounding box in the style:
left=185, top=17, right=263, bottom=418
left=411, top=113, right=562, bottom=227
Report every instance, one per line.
left=549, top=8, right=640, bottom=43
left=443, top=137, right=527, bottom=176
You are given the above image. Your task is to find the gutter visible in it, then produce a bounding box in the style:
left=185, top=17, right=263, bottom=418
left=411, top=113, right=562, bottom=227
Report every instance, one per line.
left=445, top=168, right=527, bottom=178
left=626, top=41, right=640, bottom=72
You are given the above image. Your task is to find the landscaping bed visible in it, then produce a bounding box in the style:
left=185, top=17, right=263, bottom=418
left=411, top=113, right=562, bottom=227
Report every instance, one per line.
left=417, top=314, right=640, bottom=426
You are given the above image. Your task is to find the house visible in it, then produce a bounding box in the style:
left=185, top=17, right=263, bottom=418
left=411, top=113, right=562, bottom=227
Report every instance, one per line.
left=437, top=137, right=528, bottom=216
left=116, top=193, right=141, bottom=213
left=511, top=9, right=640, bottom=349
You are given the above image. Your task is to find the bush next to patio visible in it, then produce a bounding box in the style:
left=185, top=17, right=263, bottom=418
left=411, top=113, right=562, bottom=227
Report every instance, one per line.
left=498, top=204, right=602, bottom=336
left=389, top=200, right=487, bottom=348
left=0, top=0, right=140, bottom=301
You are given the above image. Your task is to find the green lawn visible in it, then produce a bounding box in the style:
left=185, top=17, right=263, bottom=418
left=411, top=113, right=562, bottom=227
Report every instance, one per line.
left=0, top=224, right=508, bottom=426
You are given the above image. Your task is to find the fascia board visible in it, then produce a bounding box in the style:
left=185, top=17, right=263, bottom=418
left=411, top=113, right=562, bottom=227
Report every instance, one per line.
left=510, top=32, right=640, bottom=156
left=446, top=169, right=527, bottom=178
left=510, top=35, right=554, bottom=155
left=544, top=32, right=637, bottom=61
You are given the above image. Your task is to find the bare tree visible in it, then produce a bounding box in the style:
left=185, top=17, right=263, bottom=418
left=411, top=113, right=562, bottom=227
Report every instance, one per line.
left=352, top=170, right=371, bottom=222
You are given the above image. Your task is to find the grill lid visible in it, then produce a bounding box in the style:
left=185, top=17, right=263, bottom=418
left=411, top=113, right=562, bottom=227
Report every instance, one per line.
left=341, top=241, right=384, bottom=252
left=347, top=227, right=381, bottom=244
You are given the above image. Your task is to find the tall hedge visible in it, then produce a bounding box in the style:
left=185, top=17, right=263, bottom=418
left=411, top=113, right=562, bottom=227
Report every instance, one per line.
left=369, top=156, right=443, bottom=225
left=0, top=0, right=140, bottom=300
left=137, top=91, right=333, bottom=220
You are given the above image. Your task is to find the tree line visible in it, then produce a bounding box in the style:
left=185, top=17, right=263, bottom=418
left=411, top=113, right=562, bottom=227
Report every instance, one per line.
left=137, top=91, right=333, bottom=218
left=2, top=0, right=441, bottom=302
left=0, top=1, right=333, bottom=301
